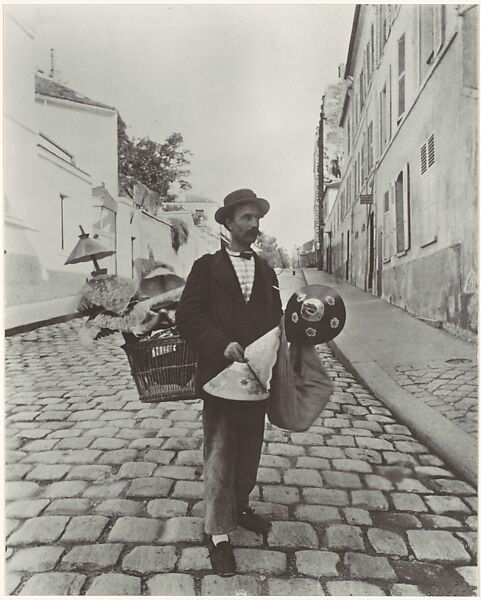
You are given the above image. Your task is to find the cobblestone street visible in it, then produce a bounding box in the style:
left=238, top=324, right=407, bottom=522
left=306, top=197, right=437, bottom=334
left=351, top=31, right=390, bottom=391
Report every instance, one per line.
left=5, top=309, right=478, bottom=595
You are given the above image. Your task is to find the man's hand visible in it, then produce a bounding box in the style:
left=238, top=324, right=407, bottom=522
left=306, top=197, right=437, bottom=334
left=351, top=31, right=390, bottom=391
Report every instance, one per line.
left=224, top=341, right=246, bottom=362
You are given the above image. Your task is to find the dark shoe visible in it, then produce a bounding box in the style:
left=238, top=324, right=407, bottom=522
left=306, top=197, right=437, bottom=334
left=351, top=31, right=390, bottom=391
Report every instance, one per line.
left=206, top=536, right=236, bottom=576
left=238, top=507, right=272, bottom=534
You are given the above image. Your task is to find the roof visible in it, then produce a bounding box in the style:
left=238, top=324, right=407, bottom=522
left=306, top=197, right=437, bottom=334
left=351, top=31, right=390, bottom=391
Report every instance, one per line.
left=339, top=5, right=361, bottom=127
left=35, top=73, right=116, bottom=111
left=344, top=5, right=361, bottom=79
left=183, top=193, right=217, bottom=204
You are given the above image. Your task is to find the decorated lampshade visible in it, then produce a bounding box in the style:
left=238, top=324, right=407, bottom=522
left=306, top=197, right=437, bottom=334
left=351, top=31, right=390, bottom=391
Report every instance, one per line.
left=65, top=226, right=115, bottom=273
left=203, top=326, right=281, bottom=401
left=285, top=285, right=346, bottom=344
left=139, top=266, right=185, bottom=298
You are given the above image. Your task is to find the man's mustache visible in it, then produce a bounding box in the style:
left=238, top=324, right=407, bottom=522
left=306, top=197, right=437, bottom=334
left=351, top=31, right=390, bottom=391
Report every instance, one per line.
left=246, top=228, right=260, bottom=237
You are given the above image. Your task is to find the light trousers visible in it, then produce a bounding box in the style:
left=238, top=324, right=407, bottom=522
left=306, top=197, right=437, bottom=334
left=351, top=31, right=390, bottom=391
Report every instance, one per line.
left=202, top=395, right=267, bottom=535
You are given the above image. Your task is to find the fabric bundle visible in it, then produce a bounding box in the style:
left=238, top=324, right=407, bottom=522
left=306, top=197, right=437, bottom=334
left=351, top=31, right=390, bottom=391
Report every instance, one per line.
left=77, top=268, right=185, bottom=346
left=267, top=316, right=334, bottom=431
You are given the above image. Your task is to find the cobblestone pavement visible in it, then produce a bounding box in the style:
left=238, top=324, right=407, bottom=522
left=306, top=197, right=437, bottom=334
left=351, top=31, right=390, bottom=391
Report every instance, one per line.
left=5, top=318, right=478, bottom=596
left=391, top=361, right=478, bottom=435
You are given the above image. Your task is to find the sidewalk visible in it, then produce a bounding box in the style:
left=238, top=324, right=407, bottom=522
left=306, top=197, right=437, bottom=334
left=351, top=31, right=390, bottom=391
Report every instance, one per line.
left=302, top=269, right=478, bottom=485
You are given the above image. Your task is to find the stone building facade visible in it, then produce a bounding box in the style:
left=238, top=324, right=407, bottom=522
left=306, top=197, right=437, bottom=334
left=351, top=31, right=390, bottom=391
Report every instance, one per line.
left=325, top=4, right=478, bottom=340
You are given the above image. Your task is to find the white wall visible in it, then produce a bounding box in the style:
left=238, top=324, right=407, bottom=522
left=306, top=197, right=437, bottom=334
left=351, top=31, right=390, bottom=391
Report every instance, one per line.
left=4, top=10, right=38, bottom=228
left=116, top=203, right=221, bottom=282
left=36, top=97, right=118, bottom=196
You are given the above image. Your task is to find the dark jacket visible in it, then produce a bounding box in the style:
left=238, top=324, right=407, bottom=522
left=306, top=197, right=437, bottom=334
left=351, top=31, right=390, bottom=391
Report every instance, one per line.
left=176, top=248, right=283, bottom=397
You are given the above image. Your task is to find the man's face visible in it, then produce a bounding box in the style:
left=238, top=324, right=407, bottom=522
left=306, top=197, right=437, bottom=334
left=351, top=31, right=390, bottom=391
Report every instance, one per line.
left=225, top=202, right=261, bottom=246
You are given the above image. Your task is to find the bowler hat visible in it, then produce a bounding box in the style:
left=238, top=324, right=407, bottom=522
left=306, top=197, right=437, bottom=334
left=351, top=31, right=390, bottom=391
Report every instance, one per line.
left=215, top=189, right=270, bottom=224
left=285, top=284, right=346, bottom=344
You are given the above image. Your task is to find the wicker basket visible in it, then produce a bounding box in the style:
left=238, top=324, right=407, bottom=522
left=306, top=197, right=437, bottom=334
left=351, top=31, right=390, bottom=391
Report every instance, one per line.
left=122, top=334, right=198, bottom=403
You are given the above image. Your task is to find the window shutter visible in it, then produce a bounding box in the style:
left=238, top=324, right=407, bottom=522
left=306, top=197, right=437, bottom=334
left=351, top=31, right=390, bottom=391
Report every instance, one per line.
left=398, top=34, right=406, bottom=118
left=398, top=34, right=406, bottom=73
left=383, top=189, right=391, bottom=260
left=395, top=172, right=404, bottom=253
left=428, top=133, right=435, bottom=168
left=420, top=135, right=436, bottom=245
left=398, top=75, right=405, bottom=117
left=420, top=142, right=427, bottom=175
left=403, top=163, right=411, bottom=251
left=434, top=5, right=446, bottom=54
left=388, top=66, right=392, bottom=140
left=371, top=23, right=375, bottom=72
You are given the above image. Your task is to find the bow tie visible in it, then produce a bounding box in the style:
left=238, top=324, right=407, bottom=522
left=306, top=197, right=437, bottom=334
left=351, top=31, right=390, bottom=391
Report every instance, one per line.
left=239, top=251, right=254, bottom=260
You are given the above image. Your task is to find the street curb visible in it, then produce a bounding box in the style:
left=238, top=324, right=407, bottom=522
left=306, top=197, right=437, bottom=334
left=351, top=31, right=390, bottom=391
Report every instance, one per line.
left=328, top=339, right=478, bottom=486
left=5, top=312, right=81, bottom=337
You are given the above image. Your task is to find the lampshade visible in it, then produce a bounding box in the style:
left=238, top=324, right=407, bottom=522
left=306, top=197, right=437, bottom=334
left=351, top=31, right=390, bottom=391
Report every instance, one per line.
left=65, top=226, right=115, bottom=266
left=139, top=266, right=185, bottom=298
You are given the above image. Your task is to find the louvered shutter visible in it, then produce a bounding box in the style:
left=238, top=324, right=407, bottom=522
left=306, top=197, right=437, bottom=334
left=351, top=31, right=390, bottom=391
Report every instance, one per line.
left=420, top=135, right=436, bottom=245
left=383, top=189, right=391, bottom=261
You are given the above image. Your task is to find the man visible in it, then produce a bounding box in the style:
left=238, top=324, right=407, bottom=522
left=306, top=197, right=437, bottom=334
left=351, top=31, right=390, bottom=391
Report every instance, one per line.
left=176, top=188, right=283, bottom=575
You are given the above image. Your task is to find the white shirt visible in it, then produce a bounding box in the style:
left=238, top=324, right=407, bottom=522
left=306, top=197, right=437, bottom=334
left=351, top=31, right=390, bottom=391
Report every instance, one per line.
left=226, top=248, right=256, bottom=302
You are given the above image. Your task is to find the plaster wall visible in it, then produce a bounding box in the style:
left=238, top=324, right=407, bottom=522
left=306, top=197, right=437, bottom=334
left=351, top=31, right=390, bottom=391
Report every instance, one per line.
left=4, top=11, right=38, bottom=227
left=375, top=11, right=478, bottom=337
left=36, top=98, right=118, bottom=195
left=5, top=147, right=94, bottom=311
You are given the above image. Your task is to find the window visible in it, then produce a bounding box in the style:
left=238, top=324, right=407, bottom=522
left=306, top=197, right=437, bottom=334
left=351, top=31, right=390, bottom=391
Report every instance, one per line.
left=193, top=209, right=206, bottom=225
left=131, top=236, right=136, bottom=278
left=434, top=5, right=446, bottom=55
left=60, top=193, right=67, bottom=250
left=420, top=133, right=437, bottom=245
left=398, top=34, right=406, bottom=119
left=59, top=193, right=79, bottom=253
left=357, top=152, right=362, bottom=194
left=395, top=165, right=410, bottom=253
left=380, top=69, right=392, bottom=153
left=367, top=122, right=374, bottom=172
left=360, top=70, right=365, bottom=110
left=361, top=135, right=367, bottom=182
left=462, top=5, right=478, bottom=89
left=354, top=160, right=358, bottom=198
left=366, top=43, right=371, bottom=83
left=419, top=5, right=435, bottom=80
left=371, top=24, right=375, bottom=72
left=383, top=188, right=392, bottom=261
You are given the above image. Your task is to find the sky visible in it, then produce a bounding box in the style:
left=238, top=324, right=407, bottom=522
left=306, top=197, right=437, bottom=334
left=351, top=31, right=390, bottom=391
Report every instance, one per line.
left=29, top=3, right=354, bottom=251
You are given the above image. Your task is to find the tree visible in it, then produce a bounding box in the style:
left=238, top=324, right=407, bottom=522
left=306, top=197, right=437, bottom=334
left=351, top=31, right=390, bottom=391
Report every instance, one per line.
left=254, top=232, right=290, bottom=269
left=118, top=115, right=192, bottom=213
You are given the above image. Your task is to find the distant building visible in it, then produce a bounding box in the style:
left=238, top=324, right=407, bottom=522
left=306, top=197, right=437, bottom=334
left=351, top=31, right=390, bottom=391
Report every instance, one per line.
left=325, top=4, right=478, bottom=340
left=312, top=73, right=347, bottom=268
left=178, top=193, right=221, bottom=234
